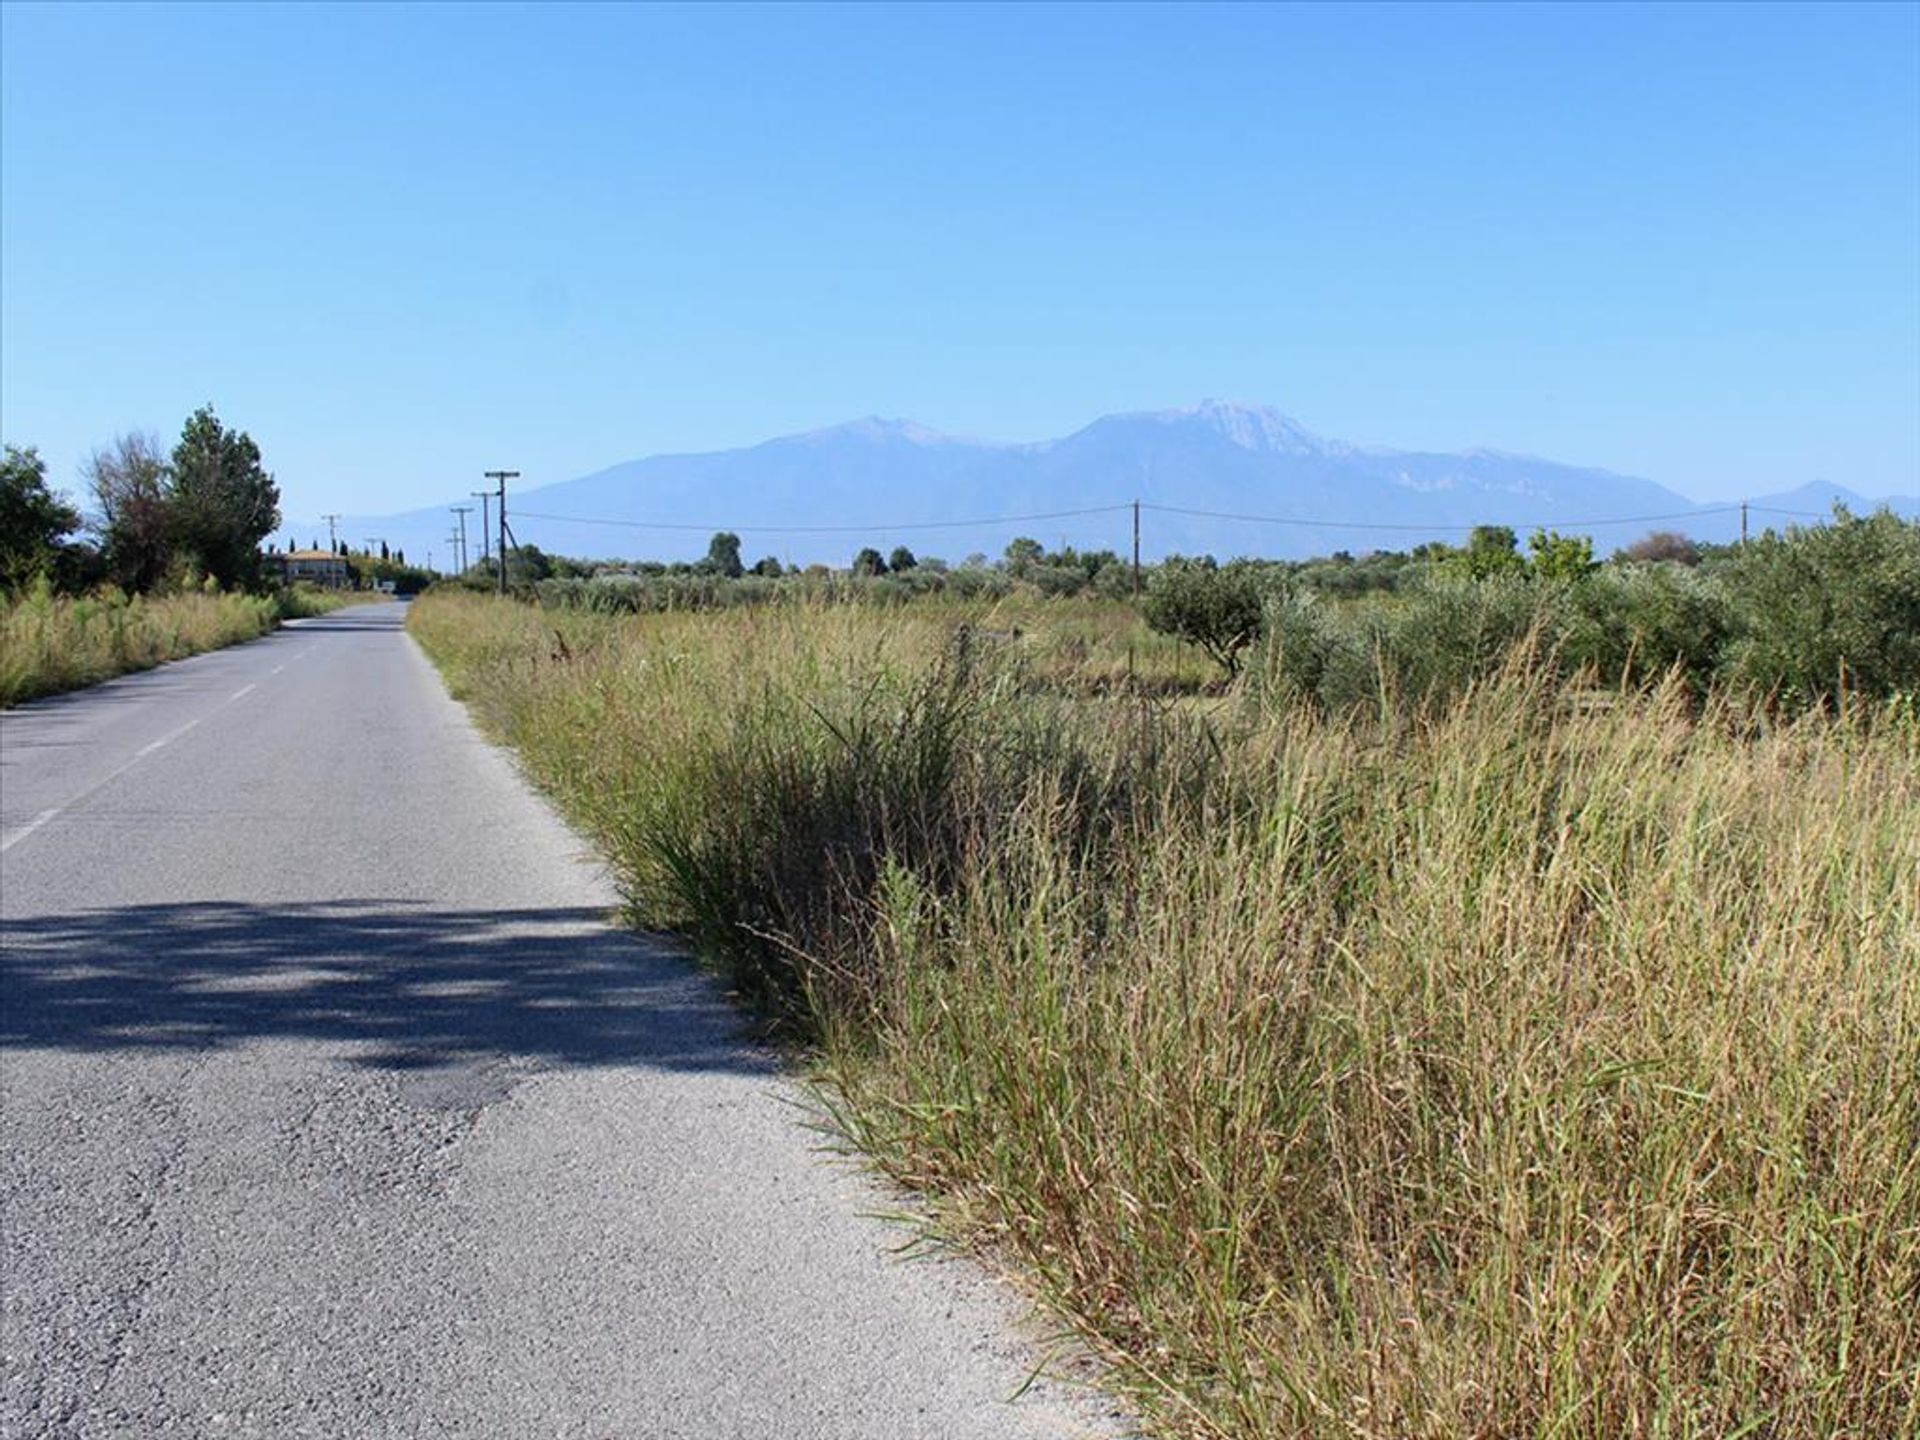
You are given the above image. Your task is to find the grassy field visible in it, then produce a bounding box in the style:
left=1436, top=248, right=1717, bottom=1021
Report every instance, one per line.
left=0, top=582, right=372, bottom=707
left=412, top=588, right=1919, bottom=1440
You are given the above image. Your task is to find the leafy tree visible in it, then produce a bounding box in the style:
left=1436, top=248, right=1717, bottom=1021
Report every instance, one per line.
left=506, top=543, right=555, bottom=585
left=0, top=445, right=83, bottom=590
left=1003, top=536, right=1044, bottom=574
left=379, top=540, right=390, bottom=562
left=751, top=555, right=784, bottom=577
left=1143, top=557, right=1267, bottom=678
left=86, top=432, right=176, bottom=592
left=1528, top=528, right=1595, bottom=583
left=852, top=546, right=888, bottom=577
left=1456, top=525, right=1526, bottom=580
left=170, top=406, right=279, bottom=589
left=705, top=530, right=744, bottom=579
left=888, top=545, right=918, bottom=572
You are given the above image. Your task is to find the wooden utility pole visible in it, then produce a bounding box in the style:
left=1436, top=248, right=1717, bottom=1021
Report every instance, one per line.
left=483, top=471, right=519, bottom=596
left=472, top=492, right=492, bottom=565
left=321, top=514, right=341, bottom=551
left=1740, top=501, right=1749, bottom=547
left=1132, top=499, right=1141, bottom=597
left=451, top=507, right=473, bottom=574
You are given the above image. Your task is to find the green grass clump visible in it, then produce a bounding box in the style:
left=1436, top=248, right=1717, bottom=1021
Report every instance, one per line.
left=412, top=590, right=1920, bottom=1440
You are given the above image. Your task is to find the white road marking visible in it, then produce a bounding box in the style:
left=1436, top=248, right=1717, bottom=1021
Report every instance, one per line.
left=135, top=716, right=204, bottom=759
left=0, top=676, right=255, bottom=855
left=0, top=809, right=61, bottom=855
left=271, top=665, right=286, bottom=676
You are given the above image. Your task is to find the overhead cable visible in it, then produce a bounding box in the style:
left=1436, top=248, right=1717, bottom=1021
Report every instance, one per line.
left=1139, top=503, right=1748, bottom=532
left=511, top=503, right=1134, bottom=535
left=509, top=497, right=1854, bottom=541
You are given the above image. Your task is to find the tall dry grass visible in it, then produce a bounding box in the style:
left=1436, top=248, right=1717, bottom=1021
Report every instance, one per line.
left=1, top=582, right=280, bottom=706
left=412, top=590, right=1920, bottom=1439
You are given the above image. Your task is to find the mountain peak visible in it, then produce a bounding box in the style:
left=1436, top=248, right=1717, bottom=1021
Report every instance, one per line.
left=786, top=415, right=967, bottom=447
left=1105, top=399, right=1327, bottom=454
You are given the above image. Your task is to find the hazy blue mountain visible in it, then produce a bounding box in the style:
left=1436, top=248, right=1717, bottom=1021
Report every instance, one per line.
left=318, top=402, right=1919, bottom=570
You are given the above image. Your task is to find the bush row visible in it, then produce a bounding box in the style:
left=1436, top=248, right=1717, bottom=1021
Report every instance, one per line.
left=1196, top=508, right=1918, bottom=711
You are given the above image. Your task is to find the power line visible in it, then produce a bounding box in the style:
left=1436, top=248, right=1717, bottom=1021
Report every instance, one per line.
left=1746, top=504, right=1835, bottom=520
left=494, top=497, right=1847, bottom=551
left=1137, top=502, right=1760, bottom=533
left=511, top=502, right=1132, bottom=535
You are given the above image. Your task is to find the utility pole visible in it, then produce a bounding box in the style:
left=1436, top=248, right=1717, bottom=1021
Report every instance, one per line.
left=1132, top=499, right=1141, bottom=598
left=451, top=506, right=473, bottom=574
left=483, top=471, right=519, bottom=597
left=1740, top=502, right=1749, bottom=548
left=472, top=491, right=492, bottom=567
left=321, top=514, right=341, bottom=551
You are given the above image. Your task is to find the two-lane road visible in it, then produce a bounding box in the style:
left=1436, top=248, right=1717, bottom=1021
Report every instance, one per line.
left=1, top=604, right=1117, bottom=1438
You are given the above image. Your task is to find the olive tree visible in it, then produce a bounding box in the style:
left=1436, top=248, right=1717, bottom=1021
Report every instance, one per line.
left=1143, top=557, right=1268, bottom=678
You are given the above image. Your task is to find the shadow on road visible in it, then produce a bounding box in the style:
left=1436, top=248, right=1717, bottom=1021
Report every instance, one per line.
left=0, top=901, right=771, bottom=1078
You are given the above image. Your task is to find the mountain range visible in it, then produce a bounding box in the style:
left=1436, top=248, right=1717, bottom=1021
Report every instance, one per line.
left=308, top=402, right=1918, bottom=571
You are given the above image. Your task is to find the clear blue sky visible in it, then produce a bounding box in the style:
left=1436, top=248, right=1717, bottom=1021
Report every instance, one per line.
left=3, top=1, right=1916, bottom=520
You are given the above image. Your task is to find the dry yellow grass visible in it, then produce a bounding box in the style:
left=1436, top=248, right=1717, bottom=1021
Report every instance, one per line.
left=0, top=581, right=374, bottom=706
left=414, top=590, right=1920, bottom=1439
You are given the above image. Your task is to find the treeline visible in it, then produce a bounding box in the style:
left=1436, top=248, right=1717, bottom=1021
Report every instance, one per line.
left=468, top=510, right=1920, bottom=710
left=1, top=407, right=279, bottom=595
left=491, top=532, right=1140, bottom=612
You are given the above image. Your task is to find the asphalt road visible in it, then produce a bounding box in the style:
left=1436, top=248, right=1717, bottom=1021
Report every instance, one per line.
left=0, top=603, right=1122, bottom=1440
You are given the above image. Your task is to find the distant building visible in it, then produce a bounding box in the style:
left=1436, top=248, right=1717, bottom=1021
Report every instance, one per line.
left=270, top=549, right=351, bottom=588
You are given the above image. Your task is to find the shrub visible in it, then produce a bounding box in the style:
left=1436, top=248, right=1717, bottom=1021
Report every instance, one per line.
left=1380, top=571, right=1549, bottom=703
left=1562, top=562, right=1725, bottom=688
left=945, top=565, right=1011, bottom=601
left=1713, top=506, right=1920, bottom=707
left=1618, top=529, right=1702, bottom=565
